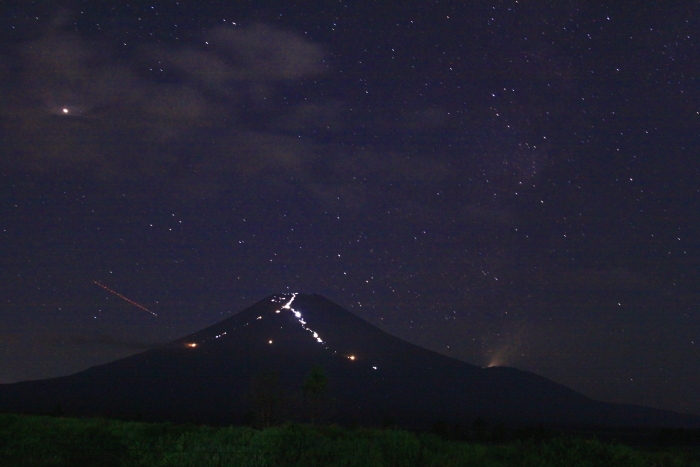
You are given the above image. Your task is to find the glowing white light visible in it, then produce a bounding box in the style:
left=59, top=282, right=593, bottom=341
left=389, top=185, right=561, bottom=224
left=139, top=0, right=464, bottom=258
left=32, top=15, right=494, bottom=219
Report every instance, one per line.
left=282, top=294, right=296, bottom=309
left=257, top=316, right=262, bottom=320
left=269, top=340, right=273, bottom=344
left=348, top=355, right=355, bottom=361
left=276, top=293, right=326, bottom=346
left=373, top=366, right=377, bottom=370
left=62, top=108, right=69, bottom=114
left=186, top=343, right=197, bottom=348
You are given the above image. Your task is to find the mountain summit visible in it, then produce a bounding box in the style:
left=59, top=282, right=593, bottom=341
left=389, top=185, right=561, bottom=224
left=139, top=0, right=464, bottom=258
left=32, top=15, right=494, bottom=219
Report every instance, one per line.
left=1, top=293, right=698, bottom=427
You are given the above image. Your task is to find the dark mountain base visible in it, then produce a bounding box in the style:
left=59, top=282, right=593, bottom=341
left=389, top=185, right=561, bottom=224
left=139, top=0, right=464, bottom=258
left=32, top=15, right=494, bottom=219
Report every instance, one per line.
left=2, top=294, right=699, bottom=429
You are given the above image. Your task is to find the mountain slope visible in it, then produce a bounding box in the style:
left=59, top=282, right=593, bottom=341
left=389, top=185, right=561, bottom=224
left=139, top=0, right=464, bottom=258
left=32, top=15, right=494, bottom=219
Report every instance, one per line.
left=1, top=293, right=698, bottom=427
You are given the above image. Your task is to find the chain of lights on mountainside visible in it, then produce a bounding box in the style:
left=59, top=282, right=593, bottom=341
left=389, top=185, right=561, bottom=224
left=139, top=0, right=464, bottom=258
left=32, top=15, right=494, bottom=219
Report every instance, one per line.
left=185, top=294, right=376, bottom=370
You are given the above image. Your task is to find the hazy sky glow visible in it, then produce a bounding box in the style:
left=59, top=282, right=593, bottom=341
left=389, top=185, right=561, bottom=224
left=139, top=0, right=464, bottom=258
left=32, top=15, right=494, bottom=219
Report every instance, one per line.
left=0, top=1, right=698, bottom=416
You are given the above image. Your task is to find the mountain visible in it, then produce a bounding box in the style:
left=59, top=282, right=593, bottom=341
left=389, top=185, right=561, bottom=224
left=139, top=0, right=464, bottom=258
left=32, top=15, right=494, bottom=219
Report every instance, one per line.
left=1, top=293, right=698, bottom=428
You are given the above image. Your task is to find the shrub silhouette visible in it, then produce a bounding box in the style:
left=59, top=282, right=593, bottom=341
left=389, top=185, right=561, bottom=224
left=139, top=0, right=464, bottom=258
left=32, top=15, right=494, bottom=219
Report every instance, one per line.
left=245, top=371, right=287, bottom=427
left=302, top=365, right=330, bottom=424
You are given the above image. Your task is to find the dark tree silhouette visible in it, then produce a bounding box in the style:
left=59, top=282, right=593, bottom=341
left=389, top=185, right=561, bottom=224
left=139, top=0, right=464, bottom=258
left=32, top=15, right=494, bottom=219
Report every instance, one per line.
left=246, top=371, right=287, bottom=427
left=302, top=365, right=329, bottom=424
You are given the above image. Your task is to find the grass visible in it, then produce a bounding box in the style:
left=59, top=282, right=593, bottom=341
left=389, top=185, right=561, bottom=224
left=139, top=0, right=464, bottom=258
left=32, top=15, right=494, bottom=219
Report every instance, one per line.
left=0, top=413, right=699, bottom=466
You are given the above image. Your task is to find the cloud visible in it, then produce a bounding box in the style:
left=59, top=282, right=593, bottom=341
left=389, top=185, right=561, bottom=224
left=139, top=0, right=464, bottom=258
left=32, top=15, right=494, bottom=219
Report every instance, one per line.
left=0, top=22, right=327, bottom=192
left=276, top=101, right=346, bottom=132
left=206, top=24, right=327, bottom=81
left=0, top=18, right=528, bottom=219
left=14, top=33, right=137, bottom=119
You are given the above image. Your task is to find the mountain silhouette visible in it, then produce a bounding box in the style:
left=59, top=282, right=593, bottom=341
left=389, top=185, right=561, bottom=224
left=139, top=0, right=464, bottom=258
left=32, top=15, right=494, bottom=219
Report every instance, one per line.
left=1, top=293, right=698, bottom=428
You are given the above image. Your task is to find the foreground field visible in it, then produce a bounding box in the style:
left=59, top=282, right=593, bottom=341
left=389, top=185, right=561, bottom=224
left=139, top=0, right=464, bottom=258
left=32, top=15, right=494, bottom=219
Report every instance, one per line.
left=1, top=413, right=699, bottom=467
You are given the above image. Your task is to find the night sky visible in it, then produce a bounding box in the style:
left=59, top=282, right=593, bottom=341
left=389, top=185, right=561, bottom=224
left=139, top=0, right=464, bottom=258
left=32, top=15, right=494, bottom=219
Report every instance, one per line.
left=1, top=1, right=698, bottom=416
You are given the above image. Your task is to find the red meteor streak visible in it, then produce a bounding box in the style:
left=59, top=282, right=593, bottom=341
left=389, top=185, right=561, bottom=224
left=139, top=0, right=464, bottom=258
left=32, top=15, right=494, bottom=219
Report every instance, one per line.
left=93, top=281, right=157, bottom=316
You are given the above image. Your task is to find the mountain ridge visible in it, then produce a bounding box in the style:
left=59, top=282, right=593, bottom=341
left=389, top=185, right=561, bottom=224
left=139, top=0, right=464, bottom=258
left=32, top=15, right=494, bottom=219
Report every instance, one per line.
left=1, top=293, right=698, bottom=428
